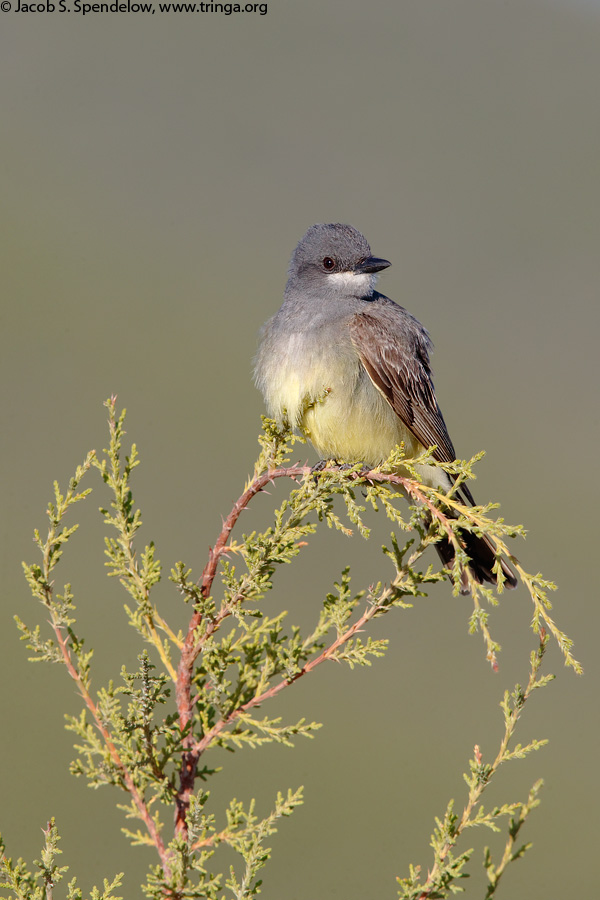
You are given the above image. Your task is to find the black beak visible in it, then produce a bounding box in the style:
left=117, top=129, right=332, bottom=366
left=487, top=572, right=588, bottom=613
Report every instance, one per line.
left=354, top=255, right=392, bottom=274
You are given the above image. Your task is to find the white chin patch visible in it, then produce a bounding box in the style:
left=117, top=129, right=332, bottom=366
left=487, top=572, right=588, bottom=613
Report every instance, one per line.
left=327, top=271, right=376, bottom=294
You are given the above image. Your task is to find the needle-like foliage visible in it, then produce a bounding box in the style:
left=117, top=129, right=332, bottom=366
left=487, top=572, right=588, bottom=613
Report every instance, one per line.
left=2, top=398, right=579, bottom=899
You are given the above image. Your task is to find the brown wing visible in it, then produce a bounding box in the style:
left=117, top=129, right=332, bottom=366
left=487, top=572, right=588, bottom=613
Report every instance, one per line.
left=349, top=301, right=476, bottom=505
left=348, top=299, right=518, bottom=587
left=348, top=304, right=457, bottom=460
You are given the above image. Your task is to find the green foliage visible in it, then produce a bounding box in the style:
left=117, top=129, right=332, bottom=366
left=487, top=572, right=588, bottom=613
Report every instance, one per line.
left=396, top=634, right=553, bottom=899
left=0, top=819, right=123, bottom=900
left=2, top=399, right=580, bottom=898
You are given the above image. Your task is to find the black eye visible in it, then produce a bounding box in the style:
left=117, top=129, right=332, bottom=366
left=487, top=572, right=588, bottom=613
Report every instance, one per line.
left=322, top=257, right=335, bottom=270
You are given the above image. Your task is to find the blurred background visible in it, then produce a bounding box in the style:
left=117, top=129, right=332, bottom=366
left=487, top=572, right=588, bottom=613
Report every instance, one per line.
left=1, top=0, right=599, bottom=896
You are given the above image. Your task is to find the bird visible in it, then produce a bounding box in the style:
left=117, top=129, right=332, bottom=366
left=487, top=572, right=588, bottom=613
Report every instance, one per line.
left=254, top=223, right=517, bottom=593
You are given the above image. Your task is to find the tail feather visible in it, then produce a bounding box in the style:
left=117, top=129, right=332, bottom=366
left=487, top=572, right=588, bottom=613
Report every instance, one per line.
left=433, top=519, right=517, bottom=595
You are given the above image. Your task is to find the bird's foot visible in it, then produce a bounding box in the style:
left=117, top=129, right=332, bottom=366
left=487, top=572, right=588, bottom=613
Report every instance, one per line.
left=338, top=462, right=371, bottom=477
left=311, top=459, right=371, bottom=481
left=311, top=458, right=337, bottom=473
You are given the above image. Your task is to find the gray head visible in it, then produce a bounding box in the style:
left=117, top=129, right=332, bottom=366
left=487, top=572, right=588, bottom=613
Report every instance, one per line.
left=286, top=223, right=391, bottom=300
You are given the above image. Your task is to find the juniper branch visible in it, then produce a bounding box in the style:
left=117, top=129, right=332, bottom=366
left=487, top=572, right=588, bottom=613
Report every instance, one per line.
left=19, top=431, right=172, bottom=876
left=398, top=631, right=553, bottom=900
left=16, top=406, right=578, bottom=898
left=93, top=397, right=177, bottom=682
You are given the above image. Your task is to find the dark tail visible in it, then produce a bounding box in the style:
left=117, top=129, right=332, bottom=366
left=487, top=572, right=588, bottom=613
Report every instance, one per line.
left=433, top=516, right=518, bottom=595
left=424, top=473, right=518, bottom=593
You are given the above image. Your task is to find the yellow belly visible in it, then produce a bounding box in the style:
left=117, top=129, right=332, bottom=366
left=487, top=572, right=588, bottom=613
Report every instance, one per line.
left=300, top=367, right=420, bottom=467
left=258, top=323, right=450, bottom=490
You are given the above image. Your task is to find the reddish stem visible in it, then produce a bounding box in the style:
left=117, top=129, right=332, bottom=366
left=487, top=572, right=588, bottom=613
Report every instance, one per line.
left=175, top=467, right=299, bottom=831
left=174, top=463, right=431, bottom=835
left=51, top=621, right=171, bottom=877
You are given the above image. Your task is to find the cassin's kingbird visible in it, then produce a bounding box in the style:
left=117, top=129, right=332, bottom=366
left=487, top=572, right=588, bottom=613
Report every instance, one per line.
left=254, top=223, right=517, bottom=592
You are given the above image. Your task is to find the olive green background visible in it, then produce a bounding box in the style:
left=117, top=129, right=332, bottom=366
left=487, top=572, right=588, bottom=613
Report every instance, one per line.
left=1, top=1, right=599, bottom=897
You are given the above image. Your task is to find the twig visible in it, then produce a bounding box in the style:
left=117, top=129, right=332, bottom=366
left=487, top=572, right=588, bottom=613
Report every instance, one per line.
left=48, top=605, right=171, bottom=877
left=173, top=462, right=481, bottom=834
